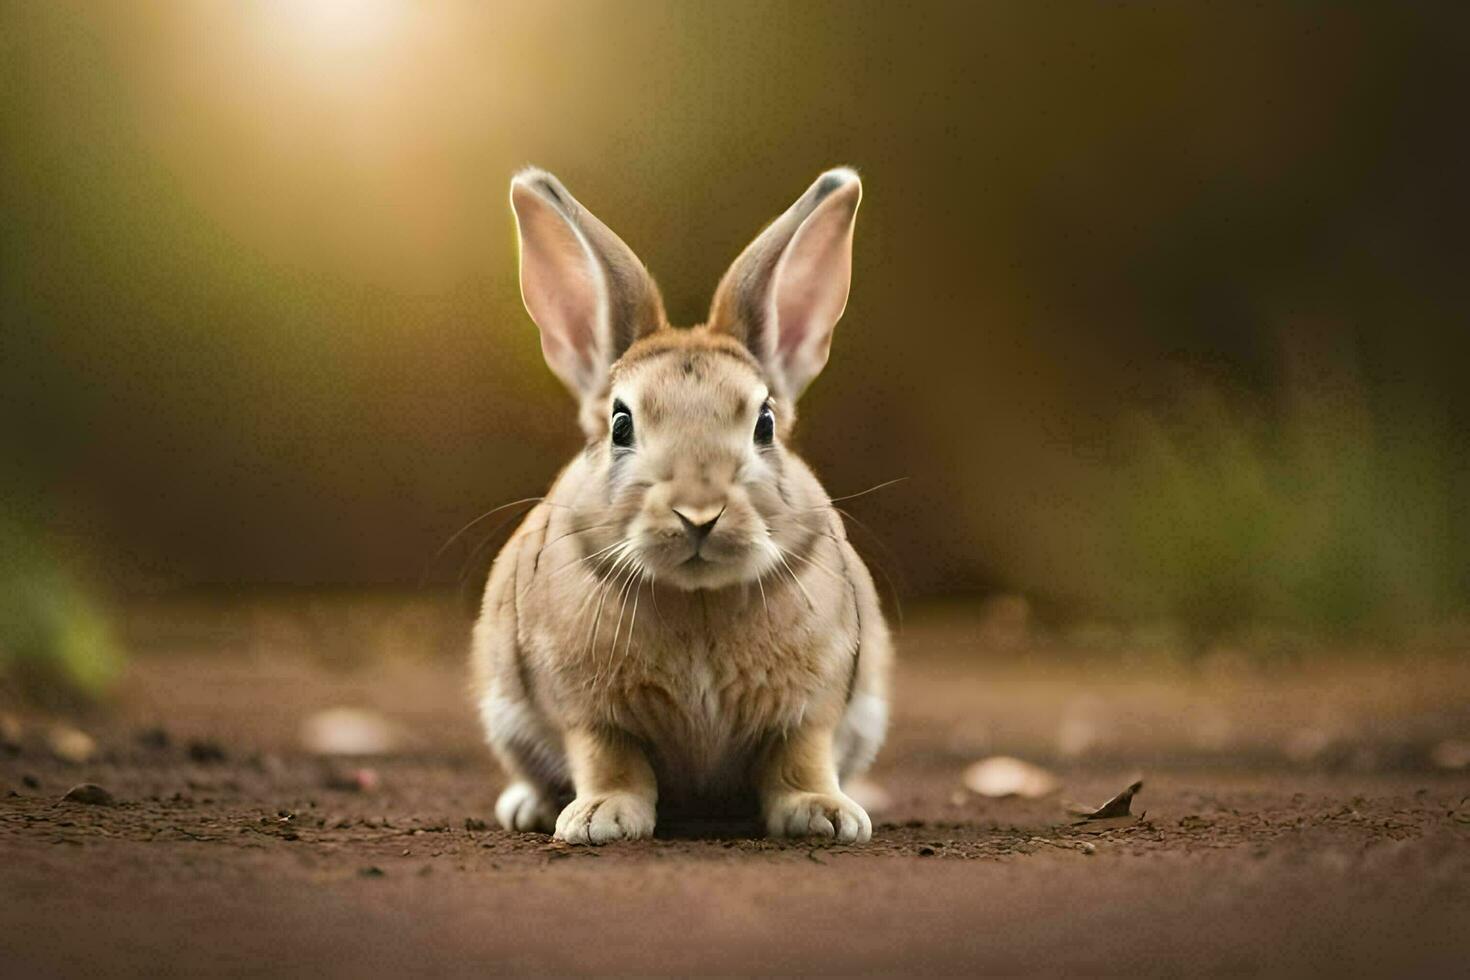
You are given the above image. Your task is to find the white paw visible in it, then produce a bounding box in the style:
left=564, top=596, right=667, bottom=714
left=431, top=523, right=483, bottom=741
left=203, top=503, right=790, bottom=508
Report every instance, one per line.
left=495, top=781, right=558, bottom=833
left=554, top=792, right=656, bottom=844
left=765, top=791, right=872, bottom=843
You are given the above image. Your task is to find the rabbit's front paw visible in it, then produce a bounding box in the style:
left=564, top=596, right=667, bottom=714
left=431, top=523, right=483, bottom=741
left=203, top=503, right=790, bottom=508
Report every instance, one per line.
left=554, top=792, right=656, bottom=844
left=765, top=791, right=872, bottom=843
left=495, top=781, right=558, bottom=833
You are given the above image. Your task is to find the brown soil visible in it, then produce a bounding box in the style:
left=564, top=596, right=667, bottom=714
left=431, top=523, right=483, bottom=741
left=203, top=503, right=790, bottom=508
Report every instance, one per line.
left=2, top=596, right=1468, bottom=976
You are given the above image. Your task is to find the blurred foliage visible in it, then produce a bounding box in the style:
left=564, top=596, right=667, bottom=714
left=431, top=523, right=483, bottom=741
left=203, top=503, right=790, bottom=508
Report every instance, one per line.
left=1115, top=360, right=1461, bottom=644
left=0, top=509, right=124, bottom=703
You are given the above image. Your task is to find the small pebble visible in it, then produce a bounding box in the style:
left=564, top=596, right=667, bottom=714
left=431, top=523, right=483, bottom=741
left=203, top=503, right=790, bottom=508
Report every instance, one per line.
left=62, top=783, right=116, bottom=806
left=48, top=726, right=96, bottom=764
left=187, top=740, right=227, bottom=764
left=0, top=713, right=22, bottom=753
left=136, top=727, right=171, bottom=750
left=358, top=865, right=386, bottom=878
left=323, top=767, right=380, bottom=793
left=465, top=817, right=488, bottom=832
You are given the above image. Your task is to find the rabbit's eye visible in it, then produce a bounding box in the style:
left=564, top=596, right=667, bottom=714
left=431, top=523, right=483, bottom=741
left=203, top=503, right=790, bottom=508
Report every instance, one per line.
left=611, top=400, right=634, bottom=448
left=754, top=403, right=775, bottom=447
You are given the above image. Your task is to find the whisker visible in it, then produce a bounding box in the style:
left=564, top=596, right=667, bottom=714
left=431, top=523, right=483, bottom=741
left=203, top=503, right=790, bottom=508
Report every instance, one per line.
left=604, top=559, right=642, bottom=688
left=540, top=520, right=619, bottom=553
left=623, top=565, right=642, bottom=663
left=825, top=477, right=909, bottom=506
left=456, top=504, right=545, bottom=589
left=429, top=496, right=544, bottom=570
left=807, top=526, right=906, bottom=632
left=649, top=574, right=668, bottom=628
left=550, top=538, right=626, bottom=579
left=770, top=543, right=816, bottom=610
left=572, top=543, right=628, bottom=618
left=782, top=545, right=846, bottom=585
left=584, top=547, right=634, bottom=687
left=425, top=497, right=544, bottom=589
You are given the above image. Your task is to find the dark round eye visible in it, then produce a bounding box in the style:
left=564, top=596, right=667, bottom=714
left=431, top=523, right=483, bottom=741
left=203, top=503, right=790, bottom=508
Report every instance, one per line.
left=610, top=400, right=634, bottom=448
left=754, top=404, right=775, bottom=446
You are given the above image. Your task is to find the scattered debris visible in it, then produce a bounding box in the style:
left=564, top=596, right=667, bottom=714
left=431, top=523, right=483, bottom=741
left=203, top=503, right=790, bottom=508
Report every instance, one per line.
left=47, top=725, right=97, bottom=764
left=1430, top=739, right=1470, bottom=770
left=0, top=713, right=22, bottom=754
left=62, top=783, right=115, bottom=806
left=962, top=756, right=1059, bottom=799
left=1070, top=815, right=1144, bottom=833
left=136, top=726, right=171, bottom=750
left=1028, top=835, right=1096, bottom=856
left=187, top=739, right=228, bottom=764
left=464, top=817, right=489, bottom=832
left=323, top=767, right=381, bottom=793
left=844, top=776, right=892, bottom=814
left=1068, top=779, right=1144, bottom=822
left=1284, top=728, right=1333, bottom=764
left=301, top=707, right=402, bottom=756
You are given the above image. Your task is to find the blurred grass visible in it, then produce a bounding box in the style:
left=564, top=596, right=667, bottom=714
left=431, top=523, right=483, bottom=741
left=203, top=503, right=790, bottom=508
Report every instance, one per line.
left=0, top=509, right=124, bottom=704
left=1112, top=336, right=1463, bottom=648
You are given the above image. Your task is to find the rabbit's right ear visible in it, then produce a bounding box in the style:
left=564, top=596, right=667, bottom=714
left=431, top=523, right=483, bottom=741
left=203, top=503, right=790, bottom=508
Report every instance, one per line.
left=510, top=169, right=665, bottom=401
left=708, top=168, right=862, bottom=401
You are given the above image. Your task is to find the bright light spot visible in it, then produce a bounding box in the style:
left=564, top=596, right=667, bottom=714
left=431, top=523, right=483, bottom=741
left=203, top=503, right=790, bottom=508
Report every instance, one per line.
left=255, top=0, right=408, bottom=57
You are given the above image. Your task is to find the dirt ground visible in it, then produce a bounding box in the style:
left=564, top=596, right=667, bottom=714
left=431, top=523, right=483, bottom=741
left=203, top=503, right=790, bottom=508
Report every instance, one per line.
left=2, top=595, right=1468, bottom=976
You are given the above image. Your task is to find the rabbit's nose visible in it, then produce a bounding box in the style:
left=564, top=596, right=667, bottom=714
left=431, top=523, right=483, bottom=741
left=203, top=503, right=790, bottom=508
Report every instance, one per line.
left=672, top=505, right=724, bottom=547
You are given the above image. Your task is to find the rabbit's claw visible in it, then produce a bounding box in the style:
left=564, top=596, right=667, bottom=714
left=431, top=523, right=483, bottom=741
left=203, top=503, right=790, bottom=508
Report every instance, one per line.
left=766, top=791, right=872, bottom=843
left=554, top=792, right=656, bottom=844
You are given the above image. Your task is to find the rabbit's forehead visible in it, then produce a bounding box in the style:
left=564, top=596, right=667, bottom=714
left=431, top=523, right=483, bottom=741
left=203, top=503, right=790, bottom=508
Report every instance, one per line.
left=615, top=350, right=765, bottom=427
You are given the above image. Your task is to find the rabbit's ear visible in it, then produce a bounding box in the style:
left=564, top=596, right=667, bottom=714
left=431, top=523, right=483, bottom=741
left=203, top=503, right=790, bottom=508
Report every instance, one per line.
left=709, top=168, right=862, bottom=400
left=510, top=169, right=665, bottom=400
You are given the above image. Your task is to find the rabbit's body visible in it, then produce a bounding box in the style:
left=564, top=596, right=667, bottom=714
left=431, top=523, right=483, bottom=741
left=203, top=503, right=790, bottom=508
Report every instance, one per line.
left=473, top=411, right=890, bottom=817
left=472, top=167, right=891, bottom=843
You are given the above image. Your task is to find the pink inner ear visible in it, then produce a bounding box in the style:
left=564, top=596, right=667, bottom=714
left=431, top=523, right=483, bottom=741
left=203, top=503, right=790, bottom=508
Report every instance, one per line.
left=513, top=183, right=606, bottom=394
left=770, top=181, right=859, bottom=390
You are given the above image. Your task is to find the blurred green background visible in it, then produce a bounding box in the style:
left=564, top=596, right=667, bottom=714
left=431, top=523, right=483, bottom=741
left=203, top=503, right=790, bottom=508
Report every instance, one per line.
left=3, top=1, right=1468, bottom=676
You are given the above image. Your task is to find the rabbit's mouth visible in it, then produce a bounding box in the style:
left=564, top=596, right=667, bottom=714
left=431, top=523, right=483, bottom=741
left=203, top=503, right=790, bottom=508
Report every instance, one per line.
left=647, top=542, right=771, bottom=591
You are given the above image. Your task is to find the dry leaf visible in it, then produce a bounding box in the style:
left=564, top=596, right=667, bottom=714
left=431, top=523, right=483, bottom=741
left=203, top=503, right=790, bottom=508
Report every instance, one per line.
left=1067, top=779, right=1144, bottom=820
left=1071, top=814, right=1143, bottom=833
left=963, top=756, right=1059, bottom=799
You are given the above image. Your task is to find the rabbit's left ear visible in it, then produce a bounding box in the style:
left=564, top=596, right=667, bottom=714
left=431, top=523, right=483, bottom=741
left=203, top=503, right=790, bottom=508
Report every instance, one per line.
left=708, top=168, right=862, bottom=400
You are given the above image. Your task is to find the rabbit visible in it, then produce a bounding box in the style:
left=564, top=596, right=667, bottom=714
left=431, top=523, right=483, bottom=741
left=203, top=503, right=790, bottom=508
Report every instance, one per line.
left=471, top=166, right=892, bottom=844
